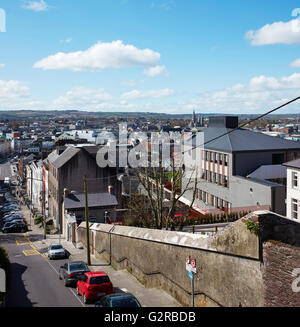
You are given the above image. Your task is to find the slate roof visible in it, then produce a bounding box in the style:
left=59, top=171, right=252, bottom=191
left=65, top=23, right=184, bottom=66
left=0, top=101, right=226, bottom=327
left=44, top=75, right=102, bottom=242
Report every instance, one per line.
left=193, top=127, right=300, bottom=153
left=283, top=158, right=300, bottom=169
left=64, top=192, right=118, bottom=209
left=48, top=147, right=80, bottom=169
left=247, top=165, right=287, bottom=180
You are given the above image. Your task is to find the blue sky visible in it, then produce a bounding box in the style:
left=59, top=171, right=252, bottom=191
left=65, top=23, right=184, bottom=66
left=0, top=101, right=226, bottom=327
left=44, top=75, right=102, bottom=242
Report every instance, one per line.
left=1, top=0, right=300, bottom=114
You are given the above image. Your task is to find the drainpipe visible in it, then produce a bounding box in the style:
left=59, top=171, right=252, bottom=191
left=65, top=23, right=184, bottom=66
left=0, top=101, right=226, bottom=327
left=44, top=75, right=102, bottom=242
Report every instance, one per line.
left=109, top=225, right=115, bottom=265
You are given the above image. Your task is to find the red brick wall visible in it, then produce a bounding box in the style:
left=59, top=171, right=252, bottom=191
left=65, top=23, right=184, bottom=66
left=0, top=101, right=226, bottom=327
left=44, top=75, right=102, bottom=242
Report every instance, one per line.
left=263, top=241, right=300, bottom=307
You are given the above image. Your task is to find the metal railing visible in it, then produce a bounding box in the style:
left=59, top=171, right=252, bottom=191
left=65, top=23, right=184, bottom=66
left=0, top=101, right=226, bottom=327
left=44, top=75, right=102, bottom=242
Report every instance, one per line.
left=182, top=222, right=231, bottom=234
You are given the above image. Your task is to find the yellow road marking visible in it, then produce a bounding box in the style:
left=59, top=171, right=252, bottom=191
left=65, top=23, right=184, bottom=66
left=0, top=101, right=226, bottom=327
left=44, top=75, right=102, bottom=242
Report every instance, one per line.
left=16, top=238, right=29, bottom=245
left=23, top=249, right=40, bottom=256
left=17, top=235, right=48, bottom=258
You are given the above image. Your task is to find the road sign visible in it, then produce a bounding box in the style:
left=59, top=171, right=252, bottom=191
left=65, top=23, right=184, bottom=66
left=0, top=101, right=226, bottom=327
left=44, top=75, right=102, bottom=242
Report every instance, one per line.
left=191, top=259, right=196, bottom=269
left=186, top=256, right=191, bottom=264
left=189, top=271, right=194, bottom=280
left=186, top=262, right=196, bottom=273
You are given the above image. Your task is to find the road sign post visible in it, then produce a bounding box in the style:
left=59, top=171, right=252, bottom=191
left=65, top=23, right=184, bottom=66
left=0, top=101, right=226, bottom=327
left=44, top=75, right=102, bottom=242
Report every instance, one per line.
left=186, top=256, right=197, bottom=307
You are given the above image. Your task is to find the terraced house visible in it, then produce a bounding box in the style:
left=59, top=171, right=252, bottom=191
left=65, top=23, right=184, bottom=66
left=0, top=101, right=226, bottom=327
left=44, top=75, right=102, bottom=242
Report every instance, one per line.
left=44, top=144, right=121, bottom=234
left=184, top=116, right=300, bottom=216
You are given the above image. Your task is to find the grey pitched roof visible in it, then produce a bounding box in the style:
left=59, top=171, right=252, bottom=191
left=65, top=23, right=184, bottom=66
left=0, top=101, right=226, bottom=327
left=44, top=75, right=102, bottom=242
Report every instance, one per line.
left=283, top=158, right=300, bottom=169
left=51, top=147, right=80, bottom=169
left=247, top=165, right=287, bottom=180
left=195, top=127, right=300, bottom=153
left=47, top=150, right=59, bottom=163
left=64, top=192, right=118, bottom=209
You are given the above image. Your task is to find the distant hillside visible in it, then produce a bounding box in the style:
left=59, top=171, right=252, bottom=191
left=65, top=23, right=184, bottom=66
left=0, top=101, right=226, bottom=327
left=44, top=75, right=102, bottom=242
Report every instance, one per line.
left=0, top=110, right=299, bottom=120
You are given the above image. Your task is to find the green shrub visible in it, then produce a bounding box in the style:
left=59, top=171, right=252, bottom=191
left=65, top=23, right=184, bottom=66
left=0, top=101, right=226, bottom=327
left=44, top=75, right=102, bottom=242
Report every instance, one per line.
left=245, top=220, right=259, bottom=236
left=34, top=216, right=43, bottom=225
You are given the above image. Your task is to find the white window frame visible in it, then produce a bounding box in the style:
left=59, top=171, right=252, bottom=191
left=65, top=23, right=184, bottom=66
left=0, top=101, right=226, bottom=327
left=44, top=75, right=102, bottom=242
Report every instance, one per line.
left=292, top=198, right=298, bottom=220
left=292, top=171, right=298, bottom=189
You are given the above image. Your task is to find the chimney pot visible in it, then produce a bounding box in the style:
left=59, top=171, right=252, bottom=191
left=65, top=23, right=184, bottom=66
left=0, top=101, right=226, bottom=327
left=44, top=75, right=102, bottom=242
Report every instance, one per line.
left=108, top=185, right=113, bottom=194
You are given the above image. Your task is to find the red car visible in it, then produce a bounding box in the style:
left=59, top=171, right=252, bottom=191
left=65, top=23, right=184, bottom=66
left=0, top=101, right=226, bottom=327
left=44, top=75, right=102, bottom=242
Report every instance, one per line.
left=76, top=271, right=114, bottom=304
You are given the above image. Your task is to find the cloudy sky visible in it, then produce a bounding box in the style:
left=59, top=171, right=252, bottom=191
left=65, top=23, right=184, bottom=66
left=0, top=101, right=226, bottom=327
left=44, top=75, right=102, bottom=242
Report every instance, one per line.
left=1, top=0, right=300, bottom=114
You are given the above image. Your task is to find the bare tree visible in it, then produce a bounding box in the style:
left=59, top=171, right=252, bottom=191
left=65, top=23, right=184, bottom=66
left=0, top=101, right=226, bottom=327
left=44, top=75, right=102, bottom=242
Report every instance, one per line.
left=136, top=155, right=198, bottom=230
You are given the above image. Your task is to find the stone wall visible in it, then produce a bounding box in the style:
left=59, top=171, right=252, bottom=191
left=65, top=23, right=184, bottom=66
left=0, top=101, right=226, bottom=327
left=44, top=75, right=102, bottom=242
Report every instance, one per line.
left=263, top=241, right=300, bottom=307
left=77, top=210, right=300, bottom=307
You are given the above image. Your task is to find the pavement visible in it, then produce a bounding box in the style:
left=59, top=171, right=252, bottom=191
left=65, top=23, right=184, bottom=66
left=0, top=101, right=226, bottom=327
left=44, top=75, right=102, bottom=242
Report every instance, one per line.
left=20, top=202, right=181, bottom=307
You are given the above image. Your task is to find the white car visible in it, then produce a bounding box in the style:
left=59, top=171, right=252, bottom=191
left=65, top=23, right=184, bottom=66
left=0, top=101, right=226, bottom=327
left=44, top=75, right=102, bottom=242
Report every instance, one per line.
left=48, top=244, right=66, bottom=260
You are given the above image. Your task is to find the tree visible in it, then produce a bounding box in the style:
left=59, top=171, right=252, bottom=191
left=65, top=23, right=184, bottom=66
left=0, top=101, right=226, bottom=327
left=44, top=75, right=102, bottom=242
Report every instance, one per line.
left=136, top=154, right=199, bottom=230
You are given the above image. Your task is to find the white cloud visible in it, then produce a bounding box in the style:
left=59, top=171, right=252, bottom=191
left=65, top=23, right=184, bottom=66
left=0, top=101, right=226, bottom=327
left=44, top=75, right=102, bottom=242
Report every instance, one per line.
left=122, top=88, right=174, bottom=100
left=0, top=80, right=44, bottom=110
left=60, top=38, right=72, bottom=44
left=289, top=58, right=300, bottom=67
left=184, top=73, right=300, bottom=113
left=143, top=65, right=169, bottom=77
left=34, top=40, right=161, bottom=71
left=0, top=64, right=5, bottom=69
left=121, top=80, right=137, bottom=87
left=151, top=0, right=175, bottom=11
left=52, top=86, right=113, bottom=109
left=0, top=80, right=30, bottom=99
left=23, top=0, right=49, bottom=12
left=246, top=18, right=300, bottom=45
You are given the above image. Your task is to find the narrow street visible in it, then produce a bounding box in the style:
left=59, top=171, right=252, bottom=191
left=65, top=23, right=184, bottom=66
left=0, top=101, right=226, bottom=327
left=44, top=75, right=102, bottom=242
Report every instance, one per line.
left=1, top=232, right=86, bottom=307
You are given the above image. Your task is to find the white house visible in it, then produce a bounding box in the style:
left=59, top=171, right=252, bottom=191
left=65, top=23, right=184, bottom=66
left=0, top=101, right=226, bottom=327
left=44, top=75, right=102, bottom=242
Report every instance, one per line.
left=283, top=159, right=300, bottom=220
left=26, top=161, right=43, bottom=213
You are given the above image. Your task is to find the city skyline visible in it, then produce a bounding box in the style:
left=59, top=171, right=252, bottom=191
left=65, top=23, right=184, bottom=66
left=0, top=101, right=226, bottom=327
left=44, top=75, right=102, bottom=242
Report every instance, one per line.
left=1, top=1, right=300, bottom=114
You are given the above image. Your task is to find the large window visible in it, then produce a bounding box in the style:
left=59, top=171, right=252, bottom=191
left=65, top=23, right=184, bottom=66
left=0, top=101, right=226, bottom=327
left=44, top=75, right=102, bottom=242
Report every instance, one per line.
left=292, top=172, right=298, bottom=188
left=224, top=154, right=228, bottom=166
left=215, top=153, right=218, bottom=163
left=292, top=198, right=298, bottom=219
left=224, top=176, right=228, bottom=187
left=219, top=174, right=222, bottom=185
left=214, top=173, right=218, bottom=183
left=203, top=191, right=207, bottom=203
left=219, top=154, right=223, bottom=165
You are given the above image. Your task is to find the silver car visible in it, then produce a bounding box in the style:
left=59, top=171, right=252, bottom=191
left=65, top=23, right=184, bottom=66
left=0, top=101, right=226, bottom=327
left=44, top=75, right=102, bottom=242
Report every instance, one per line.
left=48, top=244, right=66, bottom=260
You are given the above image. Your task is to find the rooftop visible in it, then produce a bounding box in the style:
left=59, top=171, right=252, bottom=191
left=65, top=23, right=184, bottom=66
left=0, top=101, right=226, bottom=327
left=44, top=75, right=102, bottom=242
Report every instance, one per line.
left=192, top=116, right=300, bottom=153
left=64, top=192, right=118, bottom=209
left=283, top=158, right=300, bottom=169
left=247, top=165, right=287, bottom=180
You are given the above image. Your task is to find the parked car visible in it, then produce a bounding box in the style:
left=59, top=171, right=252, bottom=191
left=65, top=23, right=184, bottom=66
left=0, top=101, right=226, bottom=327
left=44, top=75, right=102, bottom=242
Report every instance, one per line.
left=1, top=205, right=19, bottom=213
left=2, top=221, right=28, bottom=233
left=94, top=293, right=142, bottom=307
left=1, top=217, right=26, bottom=226
left=2, top=211, right=23, bottom=219
left=2, top=202, right=18, bottom=208
left=59, top=261, right=90, bottom=287
left=48, top=244, right=66, bottom=260
left=76, top=272, right=114, bottom=304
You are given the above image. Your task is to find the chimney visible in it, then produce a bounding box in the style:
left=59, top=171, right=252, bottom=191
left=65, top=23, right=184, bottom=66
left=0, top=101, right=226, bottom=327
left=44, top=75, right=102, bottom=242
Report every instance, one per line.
left=108, top=185, right=113, bottom=194
left=209, top=116, right=239, bottom=129
left=64, top=188, right=70, bottom=197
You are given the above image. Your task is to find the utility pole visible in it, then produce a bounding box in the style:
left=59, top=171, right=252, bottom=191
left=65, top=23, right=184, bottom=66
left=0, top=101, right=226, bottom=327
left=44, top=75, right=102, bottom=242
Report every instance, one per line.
left=30, top=167, right=33, bottom=228
left=43, top=187, right=46, bottom=240
left=84, top=175, right=91, bottom=265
